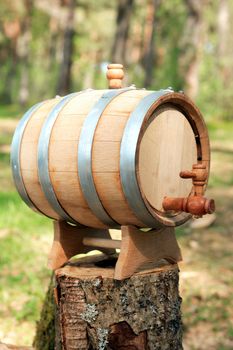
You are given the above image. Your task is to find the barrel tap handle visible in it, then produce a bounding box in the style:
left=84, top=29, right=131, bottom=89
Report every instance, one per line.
left=162, top=164, right=215, bottom=217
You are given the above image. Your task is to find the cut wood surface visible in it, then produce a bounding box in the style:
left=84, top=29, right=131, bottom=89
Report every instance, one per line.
left=54, top=254, right=183, bottom=349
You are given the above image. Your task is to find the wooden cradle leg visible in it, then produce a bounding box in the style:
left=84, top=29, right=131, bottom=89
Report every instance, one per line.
left=114, top=225, right=182, bottom=280
left=48, top=221, right=115, bottom=270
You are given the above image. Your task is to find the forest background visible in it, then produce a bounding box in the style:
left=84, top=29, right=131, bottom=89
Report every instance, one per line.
left=0, top=0, right=233, bottom=349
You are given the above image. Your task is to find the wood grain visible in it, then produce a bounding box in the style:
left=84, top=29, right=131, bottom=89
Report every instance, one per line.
left=20, top=99, right=61, bottom=219
left=48, top=221, right=115, bottom=270
left=138, top=105, right=197, bottom=213
left=114, top=225, right=182, bottom=279
left=17, top=89, right=210, bottom=229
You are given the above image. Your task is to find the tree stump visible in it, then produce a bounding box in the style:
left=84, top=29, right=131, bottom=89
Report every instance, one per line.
left=54, top=255, right=183, bottom=349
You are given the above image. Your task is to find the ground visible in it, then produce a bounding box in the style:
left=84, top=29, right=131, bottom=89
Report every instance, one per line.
left=0, top=105, right=232, bottom=349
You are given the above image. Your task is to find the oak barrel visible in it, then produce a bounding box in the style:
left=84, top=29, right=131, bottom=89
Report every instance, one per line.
left=11, top=88, right=210, bottom=229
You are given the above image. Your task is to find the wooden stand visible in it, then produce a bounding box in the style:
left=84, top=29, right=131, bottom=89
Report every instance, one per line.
left=34, top=224, right=183, bottom=349
left=48, top=221, right=182, bottom=280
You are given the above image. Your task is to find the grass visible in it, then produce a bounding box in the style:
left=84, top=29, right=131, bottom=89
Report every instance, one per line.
left=0, top=104, right=23, bottom=119
left=0, top=133, right=13, bottom=146
left=0, top=105, right=52, bottom=344
left=208, top=151, right=233, bottom=188
left=180, top=226, right=233, bottom=350
left=207, top=120, right=233, bottom=141
left=0, top=190, right=52, bottom=344
left=0, top=191, right=50, bottom=233
left=0, top=188, right=52, bottom=341
left=0, top=104, right=233, bottom=348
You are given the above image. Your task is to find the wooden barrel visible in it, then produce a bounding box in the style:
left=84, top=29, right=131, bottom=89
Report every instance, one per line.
left=11, top=88, right=210, bottom=229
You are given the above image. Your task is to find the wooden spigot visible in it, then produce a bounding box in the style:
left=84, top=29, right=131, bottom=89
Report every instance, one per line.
left=162, top=164, right=215, bottom=217
left=180, top=164, right=207, bottom=196
left=107, top=63, right=124, bottom=89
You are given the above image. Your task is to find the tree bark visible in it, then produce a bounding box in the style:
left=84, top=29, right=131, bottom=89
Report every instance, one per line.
left=2, top=19, right=20, bottom=103
left=56, top=0, right=75, bottom=96
left=180, top=0, right=206, bottom=99
left=217, top=0, right=230, bottom=58
left=52, top=255, right=182, bottom=349
left=217, top=0, right=233, bottom=87
left=17, top=0, right=33, bottom=106
left=142, top=0, right=161, bottom=88
left=111, top=0, right=134, bottom=64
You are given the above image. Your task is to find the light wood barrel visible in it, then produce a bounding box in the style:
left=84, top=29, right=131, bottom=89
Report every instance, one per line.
left=11, top=88, right=210, bottom=229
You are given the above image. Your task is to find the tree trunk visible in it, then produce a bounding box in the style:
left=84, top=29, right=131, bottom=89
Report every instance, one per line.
left=17, top=0, right=33, bottom=106
left=111, top=0, right=134, bottom=65
left=217, top=0, right=233, bottom=88
left=2, top=19, right=20, bottom=103
left=56, top=0, right=75, bottom=96
left=180, top=0, right=206, bottom=99
left=217, top=0, right=230, bottom=58
left=142, top=0, right=160, bottom=88
left=52, top=255, right=182, bottom=349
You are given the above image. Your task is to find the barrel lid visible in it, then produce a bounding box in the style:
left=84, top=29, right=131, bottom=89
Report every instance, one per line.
left=138, top=103, right=197, bottom=217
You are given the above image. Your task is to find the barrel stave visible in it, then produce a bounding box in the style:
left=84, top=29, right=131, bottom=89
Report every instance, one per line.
left=49, top=90, right=108, bottom=228
left=20, top=99, right=61, bottom=219
left=92, top=89, right=151, bottom=227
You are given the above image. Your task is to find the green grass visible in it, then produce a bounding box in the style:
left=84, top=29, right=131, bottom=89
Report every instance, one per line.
left=0, top=189, right=52, bottom=344
left=0, top=191, right=50, bottom=234
left=0, top=104, right=23, bottom=119
left=0, top=120, right=52, bottom=344
left=185, top=295, right=232, bottom=327
left=0, top=151, right=10, bottom=165
left=0, top=132, right=13, bottom=146
left=207, top=120, right=233, bottom=141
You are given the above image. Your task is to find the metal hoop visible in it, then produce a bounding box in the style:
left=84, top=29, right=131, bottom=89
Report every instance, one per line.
left=78, top=88, right=134, bottom=227
left=11, top=102, right=46, bottom=213
left=120, top=90, right=170, bottom=228
left=38, top=92, right=86, bottom=225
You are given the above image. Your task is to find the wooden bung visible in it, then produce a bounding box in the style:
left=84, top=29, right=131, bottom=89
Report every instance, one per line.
left=106, top=63, right=124, bottom=89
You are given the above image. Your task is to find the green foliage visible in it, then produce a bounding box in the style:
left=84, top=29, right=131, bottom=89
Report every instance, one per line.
left=196, top=1, right=233, bottom=121
left=152, top=0, right=187, bottom=91
left=0, top=0, right=232, bottom=123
